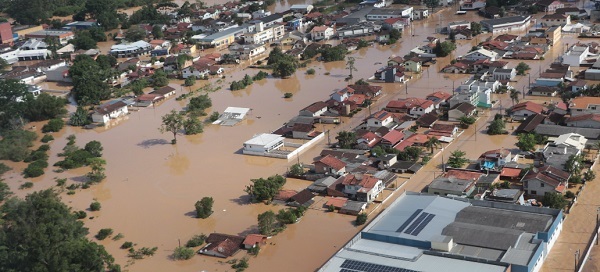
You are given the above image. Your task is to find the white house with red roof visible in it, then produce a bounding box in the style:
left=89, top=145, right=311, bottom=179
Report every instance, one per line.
left=339, top=174, right=384, bottom=203
left=565, top=113, right=600, bottom=129
left=509, top=101, right=546, bottom=121
left=426, top=91, right=452, bottom=109
left=366, top=110, right=394, bottom=128
left=384, top=97, right=434, bottom=117
left=380, top=129, right=404, bottom=147
left=330, top=87, right=354, bottom=102
left=357, top=131, right=382, bottom=149
left=310, top=26, right=335, bottom=41
left=523, top=165, right=570, bottom=197
left=314, top=154, right=347, bottom=176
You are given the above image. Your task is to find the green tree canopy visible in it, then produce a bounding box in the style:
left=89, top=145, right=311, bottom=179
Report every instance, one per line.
left=542, top=192, right=567, bottom=209
left=336, top=131, right=357, bottom=149
left=159, top=110, right=185, bottom=144
left=447, top=150, right=469, bottom=168
left=516, top=133, right=536, bottom=151
left=195, top=197, right=214, bottom=219
left=245, top=175, right=286, bottom=202
left=0, top=189, right=117, bottom=271
left=257, top=210, right=278, bottom=236
left=516, top=62, right=530, bottom=75
left=22, top=93, right=68, bottom=122
left=487, top=119, right=505, bottom=135
left=0, top=79, right=28, bottom=129
left=70, top=55, right=111, bottom=105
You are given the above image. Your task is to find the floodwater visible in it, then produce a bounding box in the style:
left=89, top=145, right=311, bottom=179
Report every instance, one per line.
left=3, top=5, right=595, bottom=272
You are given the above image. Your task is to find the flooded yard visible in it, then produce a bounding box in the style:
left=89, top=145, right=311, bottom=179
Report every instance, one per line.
left=3, top=4, right=596, bottom=272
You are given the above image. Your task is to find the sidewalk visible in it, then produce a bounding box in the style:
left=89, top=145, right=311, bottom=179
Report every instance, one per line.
left=541, top=172, right=600, bottom=272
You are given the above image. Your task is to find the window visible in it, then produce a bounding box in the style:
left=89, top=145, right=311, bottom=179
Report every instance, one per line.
left=531, top=190, right=537, bottom=195
left=541, top=183, right=545, bottom=187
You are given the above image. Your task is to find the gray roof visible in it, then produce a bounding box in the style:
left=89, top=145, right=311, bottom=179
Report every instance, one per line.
left=454, top=206, right=552, bottom=234
left=428, top=177, right=475, bottom=193
left=308, top=176, right=337, bottom=192
left=341, top=200, right=367, bottom=212
left=534, top=124, right=600, bottom=139
left=199, top=26, right=244, bottom=42
left=443, top=221, right=524, bottom=250
left=542, top=145, right=579, bottom=169
left=481, top=16, right=531, bottom=27
left=477, top=173, right=499, bottom=185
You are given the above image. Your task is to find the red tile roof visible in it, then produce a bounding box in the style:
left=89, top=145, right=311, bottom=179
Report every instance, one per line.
left=500, top=167, right=521, bottom=178
left=443, top=169, right=483, bottom=181
left=382, top=130, right=404, bottom=145
left=511, top=101, right=545, bottom=114
left=273, top=190, right=298, bottom=202
left=386, top=98, right=434, bottom=110
left=566, top=113, right=600, bottom=123
left=243, top=234, right=267, bottom=247
left=325, top=197, right=348, bottom=208
left=570, top=96, right=600, bottom=110
left=316, top=155, right=346, bottom=171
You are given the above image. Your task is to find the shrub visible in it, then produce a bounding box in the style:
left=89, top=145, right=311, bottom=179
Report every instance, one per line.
left=24, top=151, right=48, bottom=163
left=328, top=205, right=335, bottom=212
left=19, top=182, right=34, bottom=189
left=23, top=164, right=44, bottom=178
left=565, top=191, right=575, bottom=198
left=121, top=242, right=134, bottom=249
left=276, top=209, right=297, bottom=224
left=248, top=245, right=260, bottom=255
left=195, top=197, right=214, bottom=219
left=112, top=233, right=124, bottom=241
left=37, top=144, right=50, bottom=152
left=0, top=163, right=11, bottom=176
left=185, top=234, right=207, bottom=247
left=41, top=118, right=65, bottom=133
left=356, top=213, right=367, bottom=225
left=284, top=93, right=293, bottom=98
left=75, top=210, right=87, bottom=219
left=231, top=258, right=249, bottom=272
left=95, top=228, right=113, bottom=240
left=208, top=112, right=220, bottom=122
left=306, top=68, right=315, bottom=75
left=173, top=246, right=195, bottom=260
left=55, top=178, right=67, bottom=186
left=41, top=134, right=54, bottom=143
left=90, top=201, right=101, bottom=211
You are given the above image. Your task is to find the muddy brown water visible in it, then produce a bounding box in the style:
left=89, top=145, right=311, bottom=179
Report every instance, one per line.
left=3, top=6, right=595, bottom=272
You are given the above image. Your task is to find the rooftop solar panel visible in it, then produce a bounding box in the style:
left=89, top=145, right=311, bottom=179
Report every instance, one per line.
left=340, top=260, right=420, bottom=272
left=410, top=213, right=436, bottom=236
left=396, top=209, right=422, bottom=233
left=404, top=212, right=429, bottom=235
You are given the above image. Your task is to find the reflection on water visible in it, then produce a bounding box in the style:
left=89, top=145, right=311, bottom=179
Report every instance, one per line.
left=165, top=150, right=190, bottom=176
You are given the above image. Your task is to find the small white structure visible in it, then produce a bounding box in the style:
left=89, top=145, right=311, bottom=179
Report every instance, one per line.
left=212, top=107, right=251, bottom=126
left=463, top=48, right=499, bottom=61
left=91, top=100, right=129, bottom=123
left=553, top=133, right=588, bottom=151
left=243, top=133, right=285, bottom=154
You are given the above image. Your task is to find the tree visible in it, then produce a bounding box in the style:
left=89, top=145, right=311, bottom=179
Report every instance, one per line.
left=86, top=158, right=106, bottom=183
left=0, top=57, right=10, bottom=72
left=22, top=93, right=68, bottom=122
left=42, top=118, right=65, bottom=133
left=336, top=131, right=357, bottom=149
left=95, top=55, right=117, bottom=70
left=0, top=190, right=116, bottom=271
left=447, top=150, right=469, bottom=168
left=584, top=170, right=596, bottom=182
left=184, top=77, right=196, bottom=87
left=356, top=213, right=367, bottom=225
left=487, top=119, right=505, bottom=135
left=152, top=25, right=164, bottom=39
left=173, top=246, right=195, bottom=260
left=565, top=154, right=583, bottom=177
left=459, top=116, right=476, bottom=128
left=0, top=79, right=28, bottom=129
left=424, top=137, right=440, bottom=154
left=398, top=146, right=423, bottom=161
left=509, top=89, right=521, bottom=106
left=346, top=57, right=357, bottom=78
left=185, top=234, right=207, bottom=247
left=187, top=94, right=212, bottom=113
left=274, top=59, right=297, bottom=78
left=320, top=45, right=348, bottom=62
left=288, top=163, right=305, bottom=177
left=245, top=175, right=286, bottom=202
left=542, top=192, right=567, bottom=209
left=389, top=29, right=402, bottom=43
left=183, top=116, right=203, bottom=135
left=423, top=0, right=440, bottom=11
left=125, top=25, right=147, bottom=42
left=257, top=210, right=278, bottom=236
left=470, top=22, right=482, bottom=35
left=70, top=55, right=111, bottom=105
left=70, top=106, right=91, bottom=126
left=434, top=41, right=457, bottom=57
left=90, top=201, right=101, bottom=211
left=195, top=197, right=214, bottom=219
left=84, top=140, right=103, bottom=157
left=159, top=110, right=185, bottom=144
left=71, top=31, right=98, bottom=50
left=151, top=70, right=169, bottom=87
left=516, top=62, right=530, bottom=75
left=516, top=133, right=536, bottom=151
left=276, top=209, right=297, bottom=224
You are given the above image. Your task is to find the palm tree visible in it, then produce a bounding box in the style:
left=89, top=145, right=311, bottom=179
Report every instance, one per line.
left=424, top=137, right=441, bottom=154
left=509, top=89, right=521, bottom=106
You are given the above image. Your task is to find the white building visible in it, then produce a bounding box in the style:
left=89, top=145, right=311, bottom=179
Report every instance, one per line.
left=109, top=40, right=152, bottom=58
left=480, top=16, right=532, bottom=34
left=91, top=100, right=129, bottom=123
left=243, top=133, right=285, bottom=154
left=367, top=7, right=413, bottom=21
left=463, top=48, right=499, bottom=61
left=561, top=45, right=591, bottom=67
left=244, top=22, right=285, bottom=45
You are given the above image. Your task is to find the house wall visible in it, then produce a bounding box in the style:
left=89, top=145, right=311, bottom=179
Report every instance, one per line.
left=530, top=90, right=557, bottom=96
left=427, top=185, right=474, bottom=197
left=511, top=109, right=537, bottom=120
left=524, top=179, right=557, bottom=196
left=566, top=119, right=600, bottom=129
left=535, top=78, right=562, bottom=87
left=409, top=105, right=433, bottom=117
left=448, top=108, right=467, bottom=122
left=404, top=61, right=421, bottom=72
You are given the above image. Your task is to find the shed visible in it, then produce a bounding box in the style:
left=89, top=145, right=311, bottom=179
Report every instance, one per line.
left=339, top=200, right=367, bottom=215
left=287, top=189, right=315, bottom=207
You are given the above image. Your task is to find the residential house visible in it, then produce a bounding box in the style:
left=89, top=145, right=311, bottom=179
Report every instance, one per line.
left=242, top=234, right=267, bottom=249
left=460, top=0, right=486, bottom=10
left=403, top=57, right=423, bottom=72
left=569, top=80, right=588, bottom=93
left=287, top=189, right=315, bottom=207
left=199, top=233, right=244, bottom=258
left=339, top=174, right=384, bottom=203
left=109, top=40, right=152, bottom=58
left=339, top=200, right=367, bottom=215
left=448, top=21, right=471, bottom=31
left=245, top=22, right=284, bottom=44
left=290, top=4, right=314, bottom=14
left=385, top=97, right=434, bottom=117
left=530, top=86, right=559, bottom=96
left=91, top=100, right=129, bottom=123
left=382, top=18, right=407, bottom=31
left=552, top=133, right=588, bottom=151
left=310, top=26, right=335, bottom=41
left=523, top=165, right=569, bottom=197
left=348, top=84, right=383, bottom=98
left=536, top=0, right=564, bottom=13
left=387, top=56, right=404, bottom=66
left=492, top=68, right=516, bottom=81
left=378, top=154, right=398, bottom=169
left=25, top=29, right=74, bottom=45
left=454, top=29, right=473, bottom=40
left=357, top=131, right=382, bottom=149
left=541, top=13, right=571, bottom=27
left=366, top=7, right=414, bottom=21
left=330, top=87, right=354, bottom=102
left=149, top=86, right=176, bottom=98
left=412, top=9, right=429, bottom=20
left=509, top=101, right=546, bottom=121
left=535, top=72, right=564, bottom=87
left=478, top=149, right=512, bottom=170
left=494, top=34, right=520, bottom=44
left=463, top=48, right=499, bottom=61
left=428, top=123, right=459, bottom=139
left=336, top=22, right=376, bottom=39
left=373, top=65, right=407, bottom=83
left=228, top=43, right=266, bottom=60
left=428, top=170, right=482, bottom=197
left=515, top=114, right=545, bottom=134
left=426, top=91, right=452, bottom=109
left=448, top=102, right=477, bottom=122
left=366, top=110, right=395, bottom=129
left=415, top=112, right=439, bottom=128
left=314, top=154, right=347, bottom=176
left=479, top=6, right=502, bottom=19
left=448, top=91, right=479, bottom=108
left=442, top=61, right=471, bottom=74
left=389, top=160, right=422, bottom=173
left=566, top=114, right=600, bottom=129
left=480, top=16, right=532, bottom=34
left=561, top=45, right=591, bottom=67
left=299, top=101, right=328, bottom=117
left=570, top=96, right=600, bottom=116
left=380, top=129, right=404, bottom=148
